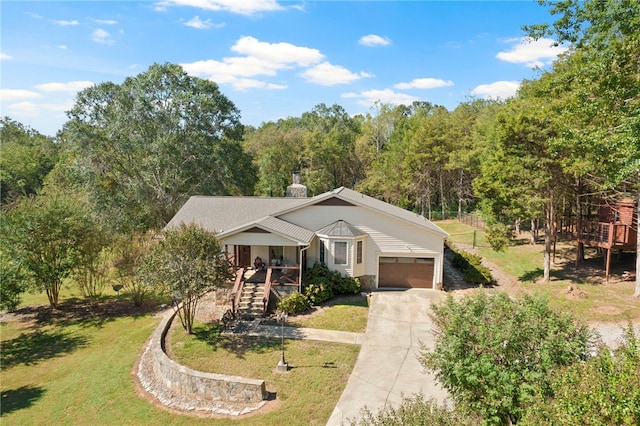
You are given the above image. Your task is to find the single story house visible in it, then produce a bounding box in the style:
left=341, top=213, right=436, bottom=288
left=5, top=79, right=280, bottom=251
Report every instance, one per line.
left=166, top=177, right=448, bottom=291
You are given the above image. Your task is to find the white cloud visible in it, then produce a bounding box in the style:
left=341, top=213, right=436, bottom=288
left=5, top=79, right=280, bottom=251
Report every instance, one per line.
left=57, top=45, right=68, bottom=50
left=395, top=78, right=454, bottom=90
left=43, top=100, right=75, bottom=113
left=155, top=0, right=284, bottom=15
left=35, top=81, right=94, bottom=92
left=471, top=81, right=520, bottom=100
left=0, top=89, right=42, bottom=100
left=231, top=36, right=323, bottom=67
left=6, top=101, right=40, bottom=116
left=359, top=34, right=390, bottom=47
left=231, top=78, right=287, bottom=91
left=301, top=62, right=371, bottom=86
left=183, top=56, right=282, bottom=79
left=496, top=37, right=567, bottom=68
left=92, top=28, right=114, bottom=44
left=1, top=53, right=12, bottom=60
left=52, top=19, right=79, bottom=26
left=182, top=36, right=325, bottom=89
left=93, top=19, right=118, bottom=25
left=342, top=89, right=418, bottom=107
left=184, top=15, right=219, bottom=29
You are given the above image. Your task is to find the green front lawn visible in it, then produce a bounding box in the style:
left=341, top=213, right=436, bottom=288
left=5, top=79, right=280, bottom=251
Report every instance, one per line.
left=1, top=291, right=361, bottom=425
left=286, top=294, right=369, bottom=332
left=170, top=322, right=359, bottom=425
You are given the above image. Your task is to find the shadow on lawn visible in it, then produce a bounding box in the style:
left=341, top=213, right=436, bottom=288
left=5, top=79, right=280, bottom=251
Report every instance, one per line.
left=519, top=247, right=635, bottom=284
left=192, top=323, right=281, bottom=359
left=7, top=297, right=159, bottom=329
left=0, top=385, right=46, bottom=416
left=0, top=329, right=88, bottom=369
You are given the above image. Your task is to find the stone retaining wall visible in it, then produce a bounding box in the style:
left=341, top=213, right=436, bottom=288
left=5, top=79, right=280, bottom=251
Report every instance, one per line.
left=143, top=309, right=267, bottom=406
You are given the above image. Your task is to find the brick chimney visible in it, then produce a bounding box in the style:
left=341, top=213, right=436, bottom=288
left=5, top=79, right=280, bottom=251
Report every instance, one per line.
left=286, top=171, right=307, bottom=197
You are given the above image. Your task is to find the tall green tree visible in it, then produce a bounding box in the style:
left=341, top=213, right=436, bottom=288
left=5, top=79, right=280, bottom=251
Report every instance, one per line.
left=243, top=119, right=307, bottom=196
left=526, top=0, right=640, bottom=294
left=0, top=191, right=104, bottom=308
left=64, top=63, right=255, bottom=231
left=0, top=117, right=57, bottom=206
left=447, top=100, right=497, bottom=218
left=300, top=103, right=362, bottom=194
left=139, top=223, right=231, bottom=334
left=474, top=94, right=568, bottom=282
left=404, top=105, right=453, bottom=219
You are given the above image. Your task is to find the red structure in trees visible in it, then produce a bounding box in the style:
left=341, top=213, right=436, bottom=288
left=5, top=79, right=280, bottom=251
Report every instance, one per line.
left=576, top=197, right=637, bottom=281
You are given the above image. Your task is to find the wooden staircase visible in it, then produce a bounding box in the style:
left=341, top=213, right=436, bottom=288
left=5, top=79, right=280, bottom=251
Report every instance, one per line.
left=237, top=282, right=265, bottom=319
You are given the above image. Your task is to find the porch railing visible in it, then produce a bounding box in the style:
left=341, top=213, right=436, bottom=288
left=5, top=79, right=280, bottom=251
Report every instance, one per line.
left=230, top=267, right=245, bottom=318
left=578, top=220, right=636, bottom=247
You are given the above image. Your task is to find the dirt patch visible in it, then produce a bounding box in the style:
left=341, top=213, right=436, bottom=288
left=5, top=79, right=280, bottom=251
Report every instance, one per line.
left=564, top=284, right=587, bottom=300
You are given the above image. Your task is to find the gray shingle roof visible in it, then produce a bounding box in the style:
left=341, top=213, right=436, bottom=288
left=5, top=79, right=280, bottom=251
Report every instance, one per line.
left=316, top=220, right=366, bottom=237
left=252, top=216, right=315, bottom=244
left=166, top=187, right=448, bottom=241
left=165, top=196, right=307, bottom=233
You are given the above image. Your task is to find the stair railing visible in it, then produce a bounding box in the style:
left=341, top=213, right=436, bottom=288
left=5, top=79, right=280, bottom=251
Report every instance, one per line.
left=262, top=268, right=273, bottom=317
left=231, top=267, right=245, bottom=318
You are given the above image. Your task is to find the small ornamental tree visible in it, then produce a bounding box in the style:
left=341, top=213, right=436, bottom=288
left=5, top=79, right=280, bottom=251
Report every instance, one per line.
left=421, top=292, right=593, bottom=425
left=0, top=192, right=102, bottom=308
left=112, top=232, right=154, bottom=306
left=139, top=223, right=231, bottom=334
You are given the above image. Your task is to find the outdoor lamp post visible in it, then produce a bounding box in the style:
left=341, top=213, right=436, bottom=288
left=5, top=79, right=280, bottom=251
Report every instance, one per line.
left=276, top=311, right=289, bottom=372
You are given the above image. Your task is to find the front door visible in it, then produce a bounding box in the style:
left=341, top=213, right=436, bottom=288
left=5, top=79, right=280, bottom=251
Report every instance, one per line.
left=238, top=245, right=252, bottom=267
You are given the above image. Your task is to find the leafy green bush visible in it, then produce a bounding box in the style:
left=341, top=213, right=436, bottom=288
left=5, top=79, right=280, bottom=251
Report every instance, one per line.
left=521, top=325, right=640, bottom=426
left=302, top=262, right=360, bottom=305
left=304, top=282, right=333, bottom=305
left=450, top=247, right=493, bottom=285
left=276, top=291, right=310, bottom=315
left=351, top=393, right=479, bottom=426
left=334, top=275, right=361, bottom=295
left=421, top=292, right=593, bottom=425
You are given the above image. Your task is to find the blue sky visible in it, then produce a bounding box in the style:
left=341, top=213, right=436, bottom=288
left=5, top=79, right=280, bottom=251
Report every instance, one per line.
left=1, top=1, right=566, bottom=137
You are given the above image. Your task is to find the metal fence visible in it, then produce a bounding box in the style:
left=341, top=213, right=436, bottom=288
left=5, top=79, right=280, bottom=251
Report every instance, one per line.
left=459, top=213, right=486, bottom=230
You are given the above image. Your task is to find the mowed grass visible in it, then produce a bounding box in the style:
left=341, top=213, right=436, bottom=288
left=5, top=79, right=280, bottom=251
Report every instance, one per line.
left=1, top=305, right=171, bottom=425
left=170, top=322, right=360, bottom=425
left=286, top=295, right=369, bottom=332
left=1, top=288, right=361, bottom=425
left=436, top=220, right=640, bottom=323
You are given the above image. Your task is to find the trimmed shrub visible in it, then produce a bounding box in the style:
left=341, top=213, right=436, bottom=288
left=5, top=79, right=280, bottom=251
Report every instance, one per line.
left=334, top=274, right=361, bottom=295
left=302, top=262, right=360, bottom=305
left=304, top=282, right=333, bottom=305
left=276, top=291, right=310, bottom=315
left=450, top=246, right=493, bottom=286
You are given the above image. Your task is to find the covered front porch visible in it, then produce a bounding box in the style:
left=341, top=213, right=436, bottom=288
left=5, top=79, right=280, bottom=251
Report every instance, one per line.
left=221, top=216, right=316, bottom=318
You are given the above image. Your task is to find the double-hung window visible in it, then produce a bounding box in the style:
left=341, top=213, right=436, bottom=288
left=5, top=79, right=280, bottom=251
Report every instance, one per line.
left=334, top=241, right=348, bottom=265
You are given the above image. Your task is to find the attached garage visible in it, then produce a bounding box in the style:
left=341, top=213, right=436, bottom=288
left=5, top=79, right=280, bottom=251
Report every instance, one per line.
left=378, top=257, right=435, bottom=289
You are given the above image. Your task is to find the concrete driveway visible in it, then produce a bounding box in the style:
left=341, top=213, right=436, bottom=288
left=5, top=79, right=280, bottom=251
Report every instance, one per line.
left=327, top=289, right=449, bottom=425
